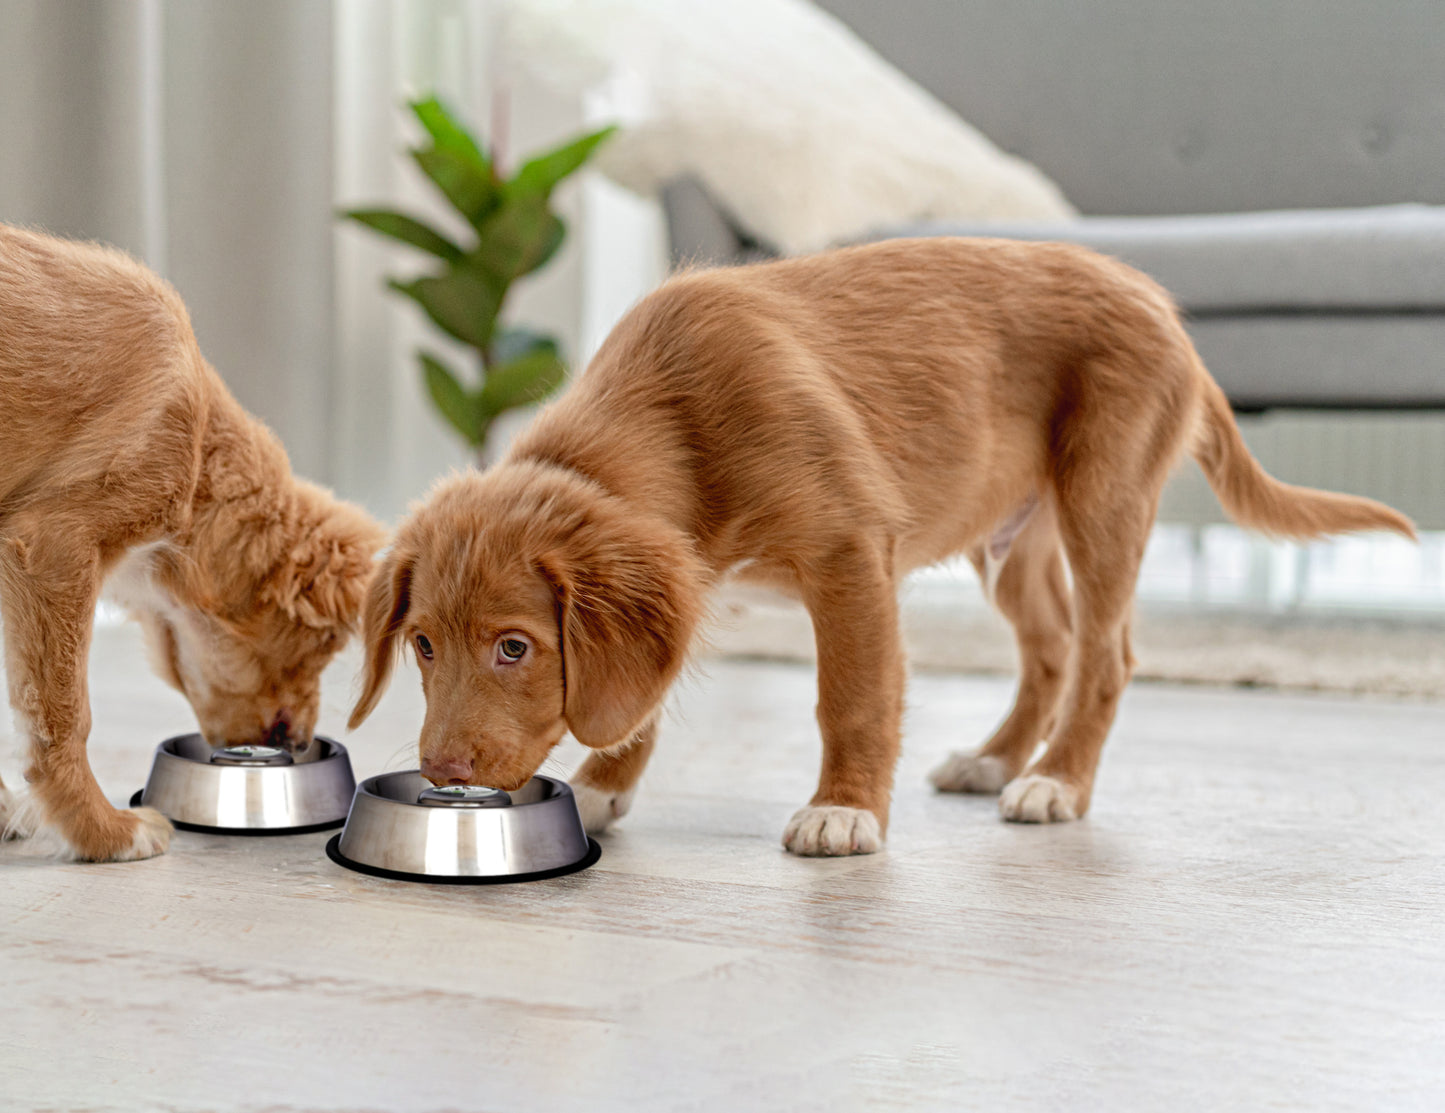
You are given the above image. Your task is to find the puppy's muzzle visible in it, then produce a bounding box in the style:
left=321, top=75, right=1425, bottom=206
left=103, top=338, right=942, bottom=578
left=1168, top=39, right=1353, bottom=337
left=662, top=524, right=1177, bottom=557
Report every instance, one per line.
left=421, top=755, right=475, bottom=785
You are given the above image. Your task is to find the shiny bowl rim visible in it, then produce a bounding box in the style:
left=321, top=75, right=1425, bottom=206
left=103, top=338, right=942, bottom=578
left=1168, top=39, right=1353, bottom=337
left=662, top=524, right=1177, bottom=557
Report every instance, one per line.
left=327, top=771, right=601, bottom=885
left=353, top=769, right=574, bottom=808
left=133, top=732, right=354, bottom=836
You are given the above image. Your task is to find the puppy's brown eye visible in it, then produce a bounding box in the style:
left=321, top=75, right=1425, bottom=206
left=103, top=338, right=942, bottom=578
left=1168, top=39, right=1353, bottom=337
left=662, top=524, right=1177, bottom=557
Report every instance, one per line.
left=499, top=638, right=527, bottom=662
left=415, top=634, right=434, bottom=660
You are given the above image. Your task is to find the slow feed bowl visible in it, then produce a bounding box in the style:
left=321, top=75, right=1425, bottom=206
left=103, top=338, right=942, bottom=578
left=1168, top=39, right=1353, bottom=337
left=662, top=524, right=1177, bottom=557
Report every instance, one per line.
left=131, top=734, right=355, bottom=835
left=326, top=772, right=601, bottom=884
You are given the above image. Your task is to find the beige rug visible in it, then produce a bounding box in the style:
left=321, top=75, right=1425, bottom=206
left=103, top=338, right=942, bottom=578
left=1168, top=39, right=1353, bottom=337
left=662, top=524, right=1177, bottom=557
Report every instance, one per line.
left=707, top=586, right=1445, bottom=702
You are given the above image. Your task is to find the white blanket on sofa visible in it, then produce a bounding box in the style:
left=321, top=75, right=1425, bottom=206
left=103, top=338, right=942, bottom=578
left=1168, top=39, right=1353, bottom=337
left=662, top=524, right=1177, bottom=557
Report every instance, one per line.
left=499, top=0, right=1076, bottom=256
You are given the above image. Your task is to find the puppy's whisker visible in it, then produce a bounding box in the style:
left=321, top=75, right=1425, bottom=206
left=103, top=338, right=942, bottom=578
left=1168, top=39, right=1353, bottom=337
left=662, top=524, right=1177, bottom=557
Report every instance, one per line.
left=538, top=753, right=578, bottom=780
left=383, top=740, right=420, bottom=770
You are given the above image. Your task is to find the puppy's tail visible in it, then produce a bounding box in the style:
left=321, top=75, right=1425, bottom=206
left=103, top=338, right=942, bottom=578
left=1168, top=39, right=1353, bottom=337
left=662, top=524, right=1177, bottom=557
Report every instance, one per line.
left=1191, top=372, right=1416, bottom=542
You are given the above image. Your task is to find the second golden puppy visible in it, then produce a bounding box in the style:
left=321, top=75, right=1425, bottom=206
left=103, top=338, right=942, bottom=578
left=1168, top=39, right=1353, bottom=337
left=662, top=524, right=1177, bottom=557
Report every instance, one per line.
left=350, top=238, right=1413, bottom=856
left=1, top=223, right=386, bottom=862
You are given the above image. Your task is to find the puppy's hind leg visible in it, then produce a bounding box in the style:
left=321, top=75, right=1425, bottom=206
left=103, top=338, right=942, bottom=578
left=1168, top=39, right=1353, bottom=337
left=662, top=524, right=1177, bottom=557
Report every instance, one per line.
left=0, top=537, right=171, bottom=861
left=571, top=714, right=657, bottom=835
left=931, top=501, right=1072, bottom=795
left=999, top=478, right=1158, bottom=824
left=784, top=541, right=903, bottom=857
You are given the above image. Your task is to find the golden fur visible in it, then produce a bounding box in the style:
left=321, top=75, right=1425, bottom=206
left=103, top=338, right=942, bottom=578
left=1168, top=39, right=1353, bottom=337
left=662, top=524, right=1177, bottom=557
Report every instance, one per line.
left=0, top=223, right=385, bottom=862
left=350, top=237, right=1414, bottom=856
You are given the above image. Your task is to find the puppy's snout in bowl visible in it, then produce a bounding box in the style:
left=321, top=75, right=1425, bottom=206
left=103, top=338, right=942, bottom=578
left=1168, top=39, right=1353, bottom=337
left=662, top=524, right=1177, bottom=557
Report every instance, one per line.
left=420, top=754, right=474, bottom=785
left=265, top=709, right=293, bottom=748
left=264, top=709, right=329, bottom=763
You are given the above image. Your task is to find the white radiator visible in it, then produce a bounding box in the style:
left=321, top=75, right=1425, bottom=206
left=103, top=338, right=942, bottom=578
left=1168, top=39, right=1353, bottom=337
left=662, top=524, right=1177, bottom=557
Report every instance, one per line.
left=1160, top=411, right=1445, bottom=530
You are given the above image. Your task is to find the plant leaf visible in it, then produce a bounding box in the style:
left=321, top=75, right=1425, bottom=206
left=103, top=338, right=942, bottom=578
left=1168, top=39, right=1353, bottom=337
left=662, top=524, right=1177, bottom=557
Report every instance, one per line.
left=468, top=197, right=566, bottom=287
left=522, top=213, right=567, bottom=278
left=418, top=351, right=481, bottom=444
left=412, top=148, right=498, bottom=225
left=507, top=125, right=618, bottom=199
left=342, top=208, right=464, bottom=261
left=389, top=270, right=502, bottom=349
left=478, top=346, right=566, bottom=418
left=410, top=96, right=492, bottom=175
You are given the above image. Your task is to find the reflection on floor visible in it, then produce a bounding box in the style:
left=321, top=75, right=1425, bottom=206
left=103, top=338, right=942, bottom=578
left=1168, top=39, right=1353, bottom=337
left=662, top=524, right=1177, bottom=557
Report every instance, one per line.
left=4, top=622, right=1444, bottom=1111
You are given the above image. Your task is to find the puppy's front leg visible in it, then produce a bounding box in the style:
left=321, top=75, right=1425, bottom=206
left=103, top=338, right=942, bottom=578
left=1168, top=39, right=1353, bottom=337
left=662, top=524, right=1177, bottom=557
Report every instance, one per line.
left=785, top=545, right=904, bottom=857
left=0, top=539, right=171, bottom=861
left=570, top=715, right=657, bottom=835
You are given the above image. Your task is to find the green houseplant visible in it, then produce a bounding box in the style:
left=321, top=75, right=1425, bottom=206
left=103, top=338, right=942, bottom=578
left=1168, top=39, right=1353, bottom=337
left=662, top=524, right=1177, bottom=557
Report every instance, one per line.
left=343, top=96, right=615, bottom=463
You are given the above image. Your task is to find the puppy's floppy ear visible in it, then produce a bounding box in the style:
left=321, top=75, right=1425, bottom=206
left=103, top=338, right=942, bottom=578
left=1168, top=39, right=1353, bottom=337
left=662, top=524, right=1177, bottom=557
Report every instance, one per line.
left=540, top=509, right=707, bottom=750
left=348, top=549, right=413, bottom=729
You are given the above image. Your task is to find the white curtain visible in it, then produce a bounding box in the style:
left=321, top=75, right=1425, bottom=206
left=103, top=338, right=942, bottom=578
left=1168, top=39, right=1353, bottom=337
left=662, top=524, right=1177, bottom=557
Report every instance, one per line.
left=1, top=0, right=338, bottom=482
left=332, top=0, right=497, bottom=518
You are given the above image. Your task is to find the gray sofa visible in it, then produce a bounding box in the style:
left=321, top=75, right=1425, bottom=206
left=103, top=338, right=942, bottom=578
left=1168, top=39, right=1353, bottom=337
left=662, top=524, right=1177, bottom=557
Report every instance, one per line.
left=663, top=0, right=1445, bottom=411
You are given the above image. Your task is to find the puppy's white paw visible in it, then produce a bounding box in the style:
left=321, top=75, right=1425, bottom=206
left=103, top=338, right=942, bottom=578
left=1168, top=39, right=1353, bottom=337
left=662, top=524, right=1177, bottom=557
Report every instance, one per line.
left=999, top=774, right=1079, bottom=824
left=105, top=807, right=173, bottom=862
left=0, top=787, right=41, bottom=841
left=929, top=752, right=1010, bottom=794
left=782, top=805, right=882, bottom=857
left=571, top=782, right=636, bottom=835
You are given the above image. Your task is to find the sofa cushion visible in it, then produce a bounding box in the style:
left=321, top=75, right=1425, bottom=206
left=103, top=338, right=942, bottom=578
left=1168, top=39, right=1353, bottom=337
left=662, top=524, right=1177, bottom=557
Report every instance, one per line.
left=883, top=204, right=1445, bottom=313
left=1187, top=315, right=1445, bottom=409
left=659, top=189, right=1445, bottom=407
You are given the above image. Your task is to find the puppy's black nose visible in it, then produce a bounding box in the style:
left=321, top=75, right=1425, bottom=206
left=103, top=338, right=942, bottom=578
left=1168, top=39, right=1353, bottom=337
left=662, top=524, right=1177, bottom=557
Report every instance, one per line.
left=264, top=710, right=292, bottom=748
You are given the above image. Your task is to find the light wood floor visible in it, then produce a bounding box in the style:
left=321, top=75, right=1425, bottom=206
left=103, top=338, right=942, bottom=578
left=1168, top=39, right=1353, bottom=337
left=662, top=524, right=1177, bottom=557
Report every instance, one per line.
left=4, top=623, right=1444, bottom=1112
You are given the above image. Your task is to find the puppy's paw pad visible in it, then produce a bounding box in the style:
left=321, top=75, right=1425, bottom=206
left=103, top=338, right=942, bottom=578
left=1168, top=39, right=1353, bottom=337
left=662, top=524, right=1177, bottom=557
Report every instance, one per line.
left=929, top=752, right=1010, bottom=794
left=571, top=783, right=636, bottom=835
left=782, top=805, right=882, bottom=857
left=999, top=774, right=1079, bottom=824
left=107, top=807, right=173, bottom=862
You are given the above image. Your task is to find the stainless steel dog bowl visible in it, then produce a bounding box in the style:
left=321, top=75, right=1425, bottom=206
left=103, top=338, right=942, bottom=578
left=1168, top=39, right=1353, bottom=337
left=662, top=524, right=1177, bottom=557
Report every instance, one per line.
left=325, top=771, right=600, bottom=884
left=130, top=734, right=355, bottom=834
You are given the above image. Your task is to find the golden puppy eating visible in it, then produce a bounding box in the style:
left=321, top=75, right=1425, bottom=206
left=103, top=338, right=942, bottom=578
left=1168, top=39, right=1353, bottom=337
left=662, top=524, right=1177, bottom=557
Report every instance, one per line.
left=0, top=223, right=385, bottom=861
left=350, top=238, right=1413, bottom=856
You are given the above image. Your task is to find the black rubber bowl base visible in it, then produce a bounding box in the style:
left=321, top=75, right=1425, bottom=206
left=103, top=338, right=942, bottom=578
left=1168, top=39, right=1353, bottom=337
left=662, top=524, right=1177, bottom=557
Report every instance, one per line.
left=129, top=790, right=345, bottom=837
left=324, top=834, right=602, bottom=885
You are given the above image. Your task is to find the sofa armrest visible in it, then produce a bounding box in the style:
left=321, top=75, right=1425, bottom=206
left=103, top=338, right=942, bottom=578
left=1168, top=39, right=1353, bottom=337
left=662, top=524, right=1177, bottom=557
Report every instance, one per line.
left=660, top=177, right=772, bottom=268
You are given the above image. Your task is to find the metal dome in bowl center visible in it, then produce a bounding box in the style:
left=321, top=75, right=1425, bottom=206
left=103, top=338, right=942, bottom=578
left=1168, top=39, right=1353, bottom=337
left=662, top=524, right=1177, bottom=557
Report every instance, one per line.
left=326, top=771, right=600, bottom=884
